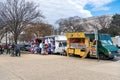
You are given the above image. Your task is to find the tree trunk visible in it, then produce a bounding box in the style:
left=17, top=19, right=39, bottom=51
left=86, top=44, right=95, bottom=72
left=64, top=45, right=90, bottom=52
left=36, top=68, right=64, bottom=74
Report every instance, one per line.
left=14, top=37, right=18, bottom=44
left=14, top=33, right=18, bottom=44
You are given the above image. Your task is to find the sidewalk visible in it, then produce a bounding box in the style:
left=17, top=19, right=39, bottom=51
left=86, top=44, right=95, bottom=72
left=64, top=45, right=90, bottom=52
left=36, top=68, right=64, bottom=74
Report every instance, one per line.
left=0, top=54, right=120, bottom=80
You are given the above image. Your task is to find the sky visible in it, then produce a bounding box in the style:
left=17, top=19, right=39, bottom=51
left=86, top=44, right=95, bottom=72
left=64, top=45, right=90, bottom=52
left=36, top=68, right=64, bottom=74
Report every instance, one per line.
left=0, top=0, right=120, bottom=25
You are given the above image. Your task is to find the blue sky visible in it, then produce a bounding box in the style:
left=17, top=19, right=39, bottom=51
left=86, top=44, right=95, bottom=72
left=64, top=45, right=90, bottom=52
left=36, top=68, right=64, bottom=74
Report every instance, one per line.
left=85, top=0, right=120, bottom=16
left=0, top=0, right=120, bottom=25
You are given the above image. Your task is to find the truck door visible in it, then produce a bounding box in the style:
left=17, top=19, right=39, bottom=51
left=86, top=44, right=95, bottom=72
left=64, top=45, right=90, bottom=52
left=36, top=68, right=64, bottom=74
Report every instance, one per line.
left=90, top=40, right=97, bottom=57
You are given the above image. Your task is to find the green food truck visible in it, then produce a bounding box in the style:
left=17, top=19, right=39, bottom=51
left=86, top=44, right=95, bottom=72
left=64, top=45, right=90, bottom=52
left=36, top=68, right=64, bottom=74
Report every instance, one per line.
left=85, top=33, right=120, bottom=59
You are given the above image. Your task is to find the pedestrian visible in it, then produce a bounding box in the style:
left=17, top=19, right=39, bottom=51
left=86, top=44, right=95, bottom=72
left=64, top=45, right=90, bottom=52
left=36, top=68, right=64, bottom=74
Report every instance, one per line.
left=32, top=43, right=35, bottom=54
left=39, top=43, right=42, bottom=54
left=0, top=45, right=2, bottom=54
left=40, top=42, right=45, bottom=55
left=45, top=43, right=48, bottom=55
left=11, top=43, right=15, bottom=56
left=34, top=44, right=37, bottom=54
left=36, top=43, right=40, bottom=54
left=1, top=44, right=4, bottom=54
left=6, top=44, right=11, bottom=54
left=15, top=44, right=21, bottom=56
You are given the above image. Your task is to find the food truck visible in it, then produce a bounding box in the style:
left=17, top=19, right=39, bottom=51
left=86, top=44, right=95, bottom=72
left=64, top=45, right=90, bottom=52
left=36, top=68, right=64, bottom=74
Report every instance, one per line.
left=45, top=35, right=67, bottom=55
left=66, top=32, right=90, bottom=58
left=30, top=38, right=43, bottom=53
left=66, top=32, right=119, bottom=59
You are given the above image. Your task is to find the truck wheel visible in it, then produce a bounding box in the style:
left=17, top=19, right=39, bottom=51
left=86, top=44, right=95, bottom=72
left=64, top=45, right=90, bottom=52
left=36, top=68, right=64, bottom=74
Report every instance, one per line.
left=64, top=53, right=67, bottom=56
left=109, top=57, right=114, bottom=60
left=63, top=51, right=67, bottom=56
left=67, top=53, right=71, bottom=57
left=99, top=53, right=108, bottom=60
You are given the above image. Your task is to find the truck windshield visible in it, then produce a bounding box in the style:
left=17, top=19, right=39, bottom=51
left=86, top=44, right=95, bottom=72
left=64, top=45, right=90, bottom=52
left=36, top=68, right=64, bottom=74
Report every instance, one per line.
left=63, top=42, right=67, bottom=46
left=101, top=40, right=113, bottom=46
left=59, top=42, right=67, bottom=47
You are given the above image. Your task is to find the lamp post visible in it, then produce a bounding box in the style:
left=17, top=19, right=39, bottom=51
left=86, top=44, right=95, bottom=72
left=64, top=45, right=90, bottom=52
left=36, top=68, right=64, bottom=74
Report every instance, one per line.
left=8, top=32, right=10, bottom=44
left=94, top=28, right=99, bottom=61
left=6, top=28, right=8, bottom=48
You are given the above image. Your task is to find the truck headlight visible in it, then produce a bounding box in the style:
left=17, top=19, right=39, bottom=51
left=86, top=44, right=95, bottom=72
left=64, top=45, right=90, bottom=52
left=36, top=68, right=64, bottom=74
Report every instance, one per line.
left=108, top=52, right=111, bottom=54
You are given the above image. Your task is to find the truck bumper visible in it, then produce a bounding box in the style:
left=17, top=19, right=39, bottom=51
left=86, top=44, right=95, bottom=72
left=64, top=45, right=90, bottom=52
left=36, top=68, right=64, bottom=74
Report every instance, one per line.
left=109, top=53, right=120, bottom=59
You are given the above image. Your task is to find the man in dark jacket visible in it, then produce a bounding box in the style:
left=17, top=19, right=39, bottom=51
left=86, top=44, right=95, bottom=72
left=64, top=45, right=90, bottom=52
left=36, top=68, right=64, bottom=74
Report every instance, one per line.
left=6, top=44, right=11, bottom=54
left=15, top=44, right=21, bottom=56
left=11, top=43, right=15, bottom=56
left=0, top=45, right=2, bottom=54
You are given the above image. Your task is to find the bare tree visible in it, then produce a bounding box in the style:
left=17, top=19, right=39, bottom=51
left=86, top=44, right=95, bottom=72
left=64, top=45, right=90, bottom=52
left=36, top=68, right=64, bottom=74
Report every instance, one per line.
left=0, top=17, right=7, bottom=42
left=56, top=16, right=84, bottom=33
left=21, top=22, right=53, bottom=41
left=98, top=15, right=112, bottom=29
left=0, top=30, right=5, bottom=42
left=0, top=0, right=43, bottom=44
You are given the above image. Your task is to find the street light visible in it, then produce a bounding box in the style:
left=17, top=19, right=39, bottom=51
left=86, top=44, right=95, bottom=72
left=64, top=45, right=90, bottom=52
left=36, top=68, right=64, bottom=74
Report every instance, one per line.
left=94, top=28, right=99, bottom=61
left=8, top=31, right=11, bottom=44
left=6, top=28, right=8, bottom=48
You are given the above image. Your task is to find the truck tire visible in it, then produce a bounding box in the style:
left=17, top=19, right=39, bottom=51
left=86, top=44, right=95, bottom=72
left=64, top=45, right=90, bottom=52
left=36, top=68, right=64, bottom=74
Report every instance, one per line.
left=62, top=51, right=67, bottom=56
left=109, top=57, right=114, bottom=60
left=99, top=53, right=108, bottom=60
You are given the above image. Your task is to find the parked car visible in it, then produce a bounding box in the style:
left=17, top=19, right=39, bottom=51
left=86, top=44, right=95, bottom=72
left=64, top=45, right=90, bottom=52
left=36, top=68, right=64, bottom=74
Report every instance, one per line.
left=18, top=44, right=31, bottom=51
left=24, top=44, right=31, bottom=51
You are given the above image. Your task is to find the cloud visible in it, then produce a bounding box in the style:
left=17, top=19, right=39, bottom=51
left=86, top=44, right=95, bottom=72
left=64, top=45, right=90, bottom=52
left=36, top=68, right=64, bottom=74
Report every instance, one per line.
left=20, top=0, right=116, bottom=24
left=68, top=0, right=114, bottom=11
left=26, top=0, right=93, bottom=24
left=67, top=0, right=92, bottom=17
left=88, top=0, right=115, bottom=11
left=89, top=0, right=114, bottom=7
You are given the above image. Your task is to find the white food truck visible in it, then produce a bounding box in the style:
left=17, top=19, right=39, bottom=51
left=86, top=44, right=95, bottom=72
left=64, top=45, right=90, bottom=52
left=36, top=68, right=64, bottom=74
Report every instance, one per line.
left=45, top=35, right=67, bottom=55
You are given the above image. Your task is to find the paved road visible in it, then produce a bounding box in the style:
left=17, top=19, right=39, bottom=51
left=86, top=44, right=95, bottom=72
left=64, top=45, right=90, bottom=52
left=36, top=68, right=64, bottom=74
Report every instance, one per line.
left=0, top=54, right=120, bottom=80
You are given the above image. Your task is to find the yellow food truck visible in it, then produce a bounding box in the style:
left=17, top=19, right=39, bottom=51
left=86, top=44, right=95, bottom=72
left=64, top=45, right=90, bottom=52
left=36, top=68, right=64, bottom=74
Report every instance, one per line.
left=66, top=32, right=91, bottom=58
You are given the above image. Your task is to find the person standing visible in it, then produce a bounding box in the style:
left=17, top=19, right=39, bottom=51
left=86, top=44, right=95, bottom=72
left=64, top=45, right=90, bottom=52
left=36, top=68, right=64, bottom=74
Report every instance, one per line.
left=0, top=45, right=2, bottom=54
left=1, top=44, right=4, bottom=54
left=39, top=43, right=41, bottom=54
left=6, top=44, right=11, bottom=54
left=15, top=44, right=21, bottom=56
left=11, top=43, right=15, bottom=56
left=39, top=42, right=45, bottom=55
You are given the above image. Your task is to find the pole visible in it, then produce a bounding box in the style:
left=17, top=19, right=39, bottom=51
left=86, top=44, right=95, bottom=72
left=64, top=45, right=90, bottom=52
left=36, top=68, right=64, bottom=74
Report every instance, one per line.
left=6, top=28, right=8, bottom=49
left=9, top=37, right=10, bottom=44
left=96, top=37, right=99, bottom=61
left=94, top=29, right=99, bottom=61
